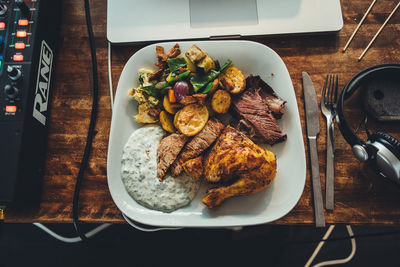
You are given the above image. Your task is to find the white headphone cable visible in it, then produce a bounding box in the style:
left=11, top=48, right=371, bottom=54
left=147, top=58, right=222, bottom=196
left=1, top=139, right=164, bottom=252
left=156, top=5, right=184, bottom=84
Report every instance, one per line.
left=305, top=225, right=357, bottom=267
left=32, top=222, right=112, bottom=243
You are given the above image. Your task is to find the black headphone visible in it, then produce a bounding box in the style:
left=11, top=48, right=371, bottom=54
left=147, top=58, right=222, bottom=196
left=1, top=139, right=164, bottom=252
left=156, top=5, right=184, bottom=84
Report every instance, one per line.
left=337, top=64, right=400, bottom=183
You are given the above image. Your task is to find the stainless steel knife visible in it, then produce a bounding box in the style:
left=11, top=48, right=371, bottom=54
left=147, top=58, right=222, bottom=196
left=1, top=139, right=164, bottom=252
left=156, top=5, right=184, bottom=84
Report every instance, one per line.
left=302, top=72, right=326, bottom=228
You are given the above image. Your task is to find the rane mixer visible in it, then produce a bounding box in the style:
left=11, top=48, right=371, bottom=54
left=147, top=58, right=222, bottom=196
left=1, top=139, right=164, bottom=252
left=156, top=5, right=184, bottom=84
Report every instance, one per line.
left=0, top=0, right=62, bottom=210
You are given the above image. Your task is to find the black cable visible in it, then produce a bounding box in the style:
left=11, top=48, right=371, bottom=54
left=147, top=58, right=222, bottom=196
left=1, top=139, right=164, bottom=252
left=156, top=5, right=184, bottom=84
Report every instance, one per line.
left=72, top=0, right=99, bottom=241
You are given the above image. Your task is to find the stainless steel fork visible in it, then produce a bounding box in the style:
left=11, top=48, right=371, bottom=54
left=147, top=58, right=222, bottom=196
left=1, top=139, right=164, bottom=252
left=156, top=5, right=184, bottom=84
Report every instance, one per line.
left=321, top=74, right=338, bottom=211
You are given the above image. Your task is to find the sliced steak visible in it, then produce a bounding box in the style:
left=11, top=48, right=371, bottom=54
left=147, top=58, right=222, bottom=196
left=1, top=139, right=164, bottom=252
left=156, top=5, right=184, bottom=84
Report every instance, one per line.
left=233, top=84, right=286, bottom=145
left=170, top=118, right=225, bottom=176
left=241, top=113, right=287, bottom=144
left=233, top=87, right=270, bottom=117
left=157, top=133, right=188, bottom=181
left=246, top=75, right=286, bottom=118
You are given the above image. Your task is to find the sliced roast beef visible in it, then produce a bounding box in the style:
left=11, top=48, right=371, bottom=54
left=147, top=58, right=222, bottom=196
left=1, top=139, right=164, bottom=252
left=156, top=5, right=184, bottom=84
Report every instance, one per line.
left=170, top=118, right=225, bottom=176
left=246, top=75, right=286, bottom=118
left=241, top=113, right=287, bottom=144
left=233, top=81, right=286, bottom=145
left=157, top=133, right=188, bottom=181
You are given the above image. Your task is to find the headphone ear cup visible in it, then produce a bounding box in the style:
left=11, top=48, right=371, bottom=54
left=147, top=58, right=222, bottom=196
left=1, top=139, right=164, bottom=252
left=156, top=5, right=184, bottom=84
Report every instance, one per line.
left=369, top=131, right=400, bottom=159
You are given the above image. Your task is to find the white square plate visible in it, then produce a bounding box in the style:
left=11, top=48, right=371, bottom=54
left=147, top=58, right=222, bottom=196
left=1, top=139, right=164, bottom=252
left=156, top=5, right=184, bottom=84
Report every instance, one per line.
left=107, top=40, right=306, bottom=227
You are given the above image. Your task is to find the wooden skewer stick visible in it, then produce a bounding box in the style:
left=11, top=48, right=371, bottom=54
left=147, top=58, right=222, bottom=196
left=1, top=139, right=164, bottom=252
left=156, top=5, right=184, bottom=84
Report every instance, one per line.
left=358, top=1, right=400, bottom=61
left=343, top=0, right=377, bottom=52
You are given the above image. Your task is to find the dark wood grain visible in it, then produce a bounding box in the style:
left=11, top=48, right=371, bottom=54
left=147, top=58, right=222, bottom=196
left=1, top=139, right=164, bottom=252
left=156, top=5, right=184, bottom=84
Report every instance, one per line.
left=5, top=0, right=400, bottom=224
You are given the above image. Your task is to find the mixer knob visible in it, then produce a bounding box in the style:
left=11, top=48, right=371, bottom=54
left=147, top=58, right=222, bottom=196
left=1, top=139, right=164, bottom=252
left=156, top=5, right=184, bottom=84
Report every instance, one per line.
left=7, top=66, right=22, bottom=81
left=17, top=2, right=30, bottom=18
left=4, top=84, right=19, bottom=99
left=0, top=3, right=7, bottom=16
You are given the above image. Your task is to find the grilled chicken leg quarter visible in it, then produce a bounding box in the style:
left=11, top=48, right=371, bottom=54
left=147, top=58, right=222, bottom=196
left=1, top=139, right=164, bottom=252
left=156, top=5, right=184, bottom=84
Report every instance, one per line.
left=202, top=126, right=277, bottom=208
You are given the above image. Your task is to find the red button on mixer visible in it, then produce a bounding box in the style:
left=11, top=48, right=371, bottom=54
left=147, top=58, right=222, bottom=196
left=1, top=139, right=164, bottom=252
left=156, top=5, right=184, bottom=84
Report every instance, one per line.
left=18, top=19, right=29, bottom=26
left=15, top=42, right=25, bottom=49
left=16, top=30, right=27, bottom=37
left=13, top=54, right=24, bottom=61
left=6, top=106, right=17, bottom=113
left=0, top=22, right=5, bottom=30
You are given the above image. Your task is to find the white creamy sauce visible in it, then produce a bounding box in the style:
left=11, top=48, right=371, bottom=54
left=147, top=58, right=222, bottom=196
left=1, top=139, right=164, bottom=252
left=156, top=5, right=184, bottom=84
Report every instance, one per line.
left=121, top=125, right=200, bottom=213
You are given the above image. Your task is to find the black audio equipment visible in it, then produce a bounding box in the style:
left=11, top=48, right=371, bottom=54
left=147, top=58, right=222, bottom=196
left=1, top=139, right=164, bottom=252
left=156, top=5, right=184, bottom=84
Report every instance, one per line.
left=337, top=64, right=400, bottom=184
left=0, top=0, right=62, bottom=209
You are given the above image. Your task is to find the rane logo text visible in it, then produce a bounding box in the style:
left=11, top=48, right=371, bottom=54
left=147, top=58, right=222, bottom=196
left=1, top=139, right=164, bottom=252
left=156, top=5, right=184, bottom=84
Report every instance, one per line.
left=32, top=40, right=53, bottom=126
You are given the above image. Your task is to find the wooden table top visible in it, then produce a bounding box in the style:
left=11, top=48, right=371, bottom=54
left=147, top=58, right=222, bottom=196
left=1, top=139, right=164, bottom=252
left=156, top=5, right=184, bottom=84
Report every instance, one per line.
left=5, top=0, right=400, bottom=224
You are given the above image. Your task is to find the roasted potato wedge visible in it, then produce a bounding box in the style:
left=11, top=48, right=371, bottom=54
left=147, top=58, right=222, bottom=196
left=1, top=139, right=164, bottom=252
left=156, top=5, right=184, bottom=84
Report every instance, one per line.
left=183, top=156, right=204, bottom=180
left=159, top=110, right=176, bottom=133
left=211, top=90, right=231, bottom=114
left=174, top=104, right=209, bottom=136
left=219, top=66, right=246, bottom=94
left=163, top=95, right=178, bottom=114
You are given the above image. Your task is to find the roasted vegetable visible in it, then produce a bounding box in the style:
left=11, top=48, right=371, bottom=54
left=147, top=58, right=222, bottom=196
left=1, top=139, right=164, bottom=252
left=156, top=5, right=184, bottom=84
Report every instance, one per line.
left=173, top=80, right=189, bottom=102
left=167, top=57, right=187, bottom=73
left=190, top=59, right=232, bottom=92
left=192, top=93, right=207, bottom=105
left=142, top=84, right=163, bottom=99
left=185, top=45, right=206, bottom=64
left=137, top=68, right=155, bottom=86
left=211, top=89, right=231, bottom=114
left=134, top=102, right=160, bottom=123
left=174, top=104, right=209, bottom=136
left=159, top=110, right=176, bottom=133
left=219, top=66, right=246, bottom=94
left=142, top=70, right=191, bottom=99
left=179, top=95, right=197, bottom=105
left=185, top=57, right=197, bottom=72
left=167, top=70, right=191, bottom=85
left=197, top=55, right=215, bottom=72
left=209, top=78, right=219, bottom=94
left=168, top=89, right=176, bottom=103
left=206, top=98, right=215, bottom=117
left=185, top=44, right=216, bottom=72
left=163, top=95, right=178, bottom=114
left=201, top=81, right=214, bottom=94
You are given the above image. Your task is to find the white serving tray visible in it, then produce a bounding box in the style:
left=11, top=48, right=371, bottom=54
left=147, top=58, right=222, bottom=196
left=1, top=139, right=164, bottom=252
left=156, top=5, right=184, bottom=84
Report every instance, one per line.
left=107, top=0, right=343, bottom=44
left=107, top=40, right=306, bottom=227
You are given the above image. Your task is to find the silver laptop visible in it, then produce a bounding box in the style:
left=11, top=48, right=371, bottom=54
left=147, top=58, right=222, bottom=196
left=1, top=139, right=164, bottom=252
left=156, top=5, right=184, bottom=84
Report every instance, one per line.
left=107, top=0, right=343, bottom=44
